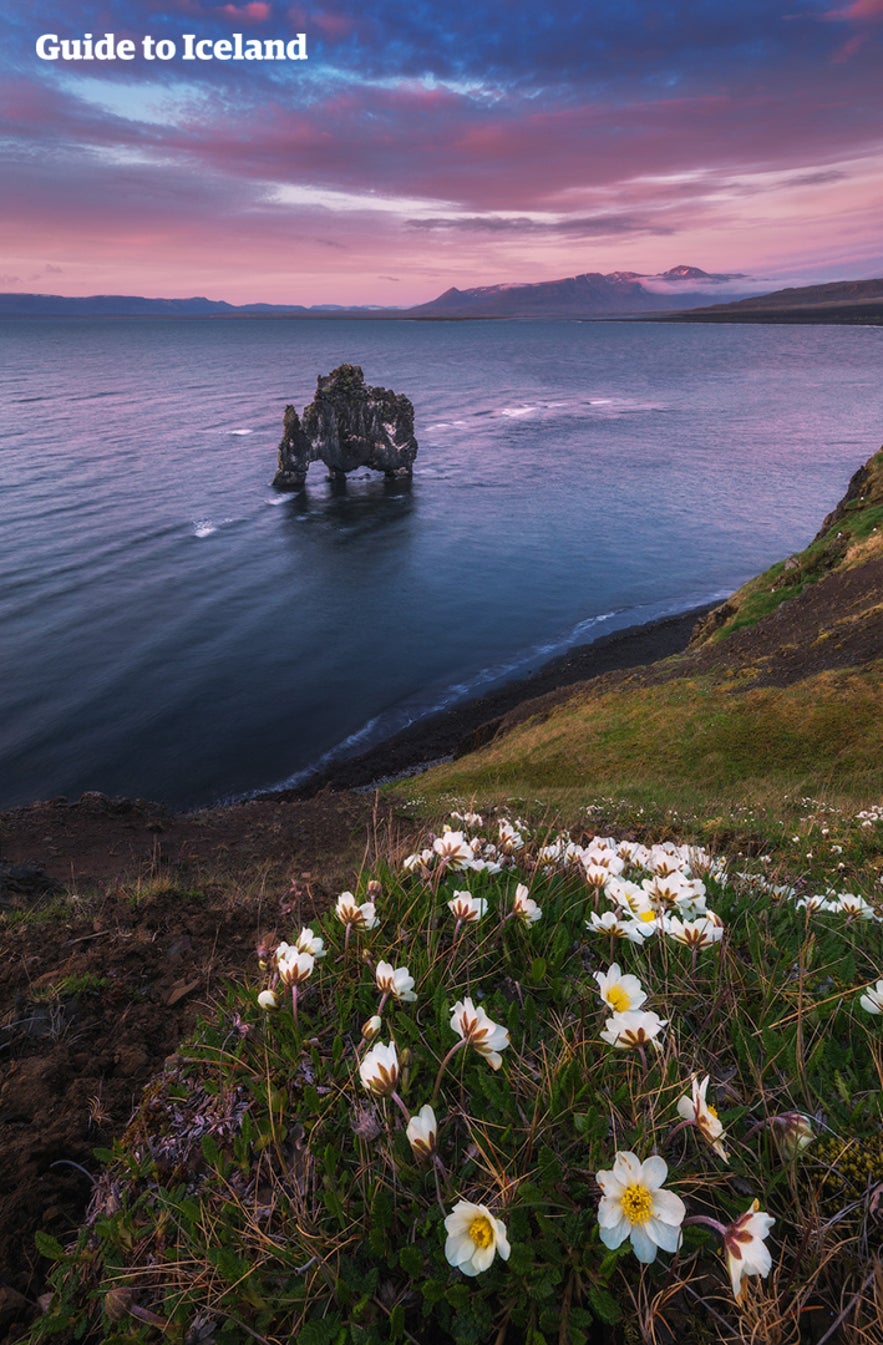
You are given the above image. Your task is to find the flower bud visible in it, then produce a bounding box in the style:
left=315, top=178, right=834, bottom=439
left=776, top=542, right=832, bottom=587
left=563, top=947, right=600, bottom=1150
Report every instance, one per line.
left=362, top=1014, right=382, bottom=1041
left=257, top=989, right=279, bottom=1011
left=775, top=1112, right=814, bottom=1158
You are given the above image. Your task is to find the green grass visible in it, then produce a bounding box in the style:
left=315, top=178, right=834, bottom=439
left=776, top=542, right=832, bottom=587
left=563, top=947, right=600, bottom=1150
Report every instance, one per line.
left=393, top=665, right=883, bottom=827
left=695, top=446, right=883, bottom=645
left=30, top=810, right=883, bottom=1344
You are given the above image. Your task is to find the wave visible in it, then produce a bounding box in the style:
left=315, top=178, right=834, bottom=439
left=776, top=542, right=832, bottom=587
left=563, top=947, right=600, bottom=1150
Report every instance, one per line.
left=191, top=517, right=236, bottom=538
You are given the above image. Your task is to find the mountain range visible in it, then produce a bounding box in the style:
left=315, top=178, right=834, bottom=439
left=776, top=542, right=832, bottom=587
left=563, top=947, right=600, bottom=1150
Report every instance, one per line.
left=2, top=270, right=882, bottom=321
left=405, top=265, right=755, bottom=317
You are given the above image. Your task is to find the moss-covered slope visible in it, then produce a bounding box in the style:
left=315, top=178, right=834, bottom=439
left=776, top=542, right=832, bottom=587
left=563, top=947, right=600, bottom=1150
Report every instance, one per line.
left=395, top=447, right=883, bottom=817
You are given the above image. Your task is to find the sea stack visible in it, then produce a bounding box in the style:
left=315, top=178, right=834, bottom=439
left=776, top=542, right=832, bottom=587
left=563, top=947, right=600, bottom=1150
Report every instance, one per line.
left=273, top=364, right=418, bottom=488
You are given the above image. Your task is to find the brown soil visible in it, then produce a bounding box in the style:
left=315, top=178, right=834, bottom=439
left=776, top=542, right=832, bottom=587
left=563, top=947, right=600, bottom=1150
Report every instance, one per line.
left=0, top=789, right=395, bottom=1340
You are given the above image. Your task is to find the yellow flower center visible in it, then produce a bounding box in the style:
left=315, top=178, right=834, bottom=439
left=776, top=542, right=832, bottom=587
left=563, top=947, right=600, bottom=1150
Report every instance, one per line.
left=620, top=1183, right=653, bottom=1226
left=606, top=985, right=631, bottom=1012
left=639, top=910, right=656, bottom=923
left=468, top=1215, right=494, bottom=1249
left=707, top=1103, right=718, bottom=1119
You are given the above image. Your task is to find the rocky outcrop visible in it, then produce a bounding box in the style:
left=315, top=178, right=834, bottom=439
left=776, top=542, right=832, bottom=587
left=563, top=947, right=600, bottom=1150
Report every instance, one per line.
left=273, top=404, right=313, bottom=489
left=273, top=364, right=418, bottom=489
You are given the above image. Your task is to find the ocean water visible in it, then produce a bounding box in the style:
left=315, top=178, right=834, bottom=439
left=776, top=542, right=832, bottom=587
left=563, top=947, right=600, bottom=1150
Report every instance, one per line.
left=1, top=317, right=881, bottom=809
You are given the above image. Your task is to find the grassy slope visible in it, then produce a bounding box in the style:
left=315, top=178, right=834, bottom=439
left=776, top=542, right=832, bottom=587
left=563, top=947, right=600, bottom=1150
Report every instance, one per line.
left=394, top=449, right=883, bottom=823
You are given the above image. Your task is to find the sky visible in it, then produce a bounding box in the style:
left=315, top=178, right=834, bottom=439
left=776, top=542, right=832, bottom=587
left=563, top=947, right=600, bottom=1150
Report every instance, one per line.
left=1, top=1, right=882, bottom=305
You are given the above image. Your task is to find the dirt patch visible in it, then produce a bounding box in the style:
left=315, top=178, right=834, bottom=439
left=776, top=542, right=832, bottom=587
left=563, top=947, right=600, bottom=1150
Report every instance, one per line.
left=0, top=789, right=397, bottom=1341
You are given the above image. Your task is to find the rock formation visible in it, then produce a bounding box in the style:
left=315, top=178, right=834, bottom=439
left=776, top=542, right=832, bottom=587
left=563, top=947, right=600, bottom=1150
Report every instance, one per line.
left=273, top=364, right=418, bottom=489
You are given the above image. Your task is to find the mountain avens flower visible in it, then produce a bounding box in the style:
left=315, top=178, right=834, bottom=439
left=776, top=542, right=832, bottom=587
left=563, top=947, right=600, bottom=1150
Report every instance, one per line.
left=276, top=946, right=315, bottom=986
left=444, top=1200, right=510, bottom=1276
left=724, top=1201, right=775, bottom=1300
left=294, top=927, right=326, bottom=958
left=594, top=963, right=647, bottom=1013
left=358, top=1041, right=399, bottom=1097
left=665, top=916, right=723, bottom=948
left=432, top=829, right=475, bottom=869
left=375, top=960, right=417, bottom=1002
left=257, top=989, right=279, bottom=1011
left=448, top=891, right=487, bottom=924
left=596, top=1151, right=685, bottom=1263
left=600, top=1009, right=666, bottom=1050
left=406, top=1104, right=437, bottom=1160
left=335, top=892, right=378, bottom=930
left=859, top=979, right=883, bottom=1014
left=511, top=883, right=542, bottom=924
left=676, top=1074, right=729, bottom=1160
left=361, top=1014, right=382, bottom=1041
left=450, top=997, right=509, bottom=1069
left=587, top=910, right=653, bottom=943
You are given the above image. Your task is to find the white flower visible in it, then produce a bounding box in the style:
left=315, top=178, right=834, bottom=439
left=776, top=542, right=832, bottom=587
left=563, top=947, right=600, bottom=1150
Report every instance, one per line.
left=724, top=1201, right=775, bottom=1300
left=257, top=989, right=279, bottom=1011
left=375, top=960, right=417, bottom=1002
left=594, top=963, right=647, bottom=1013
left=450, top=997, right=510, bottom=1069
left=600, top=1009, right=666, bottom=1050
left=335, top=891, right=378, bottom=930
left=859, top=979, right=883, bottom=1014
left=444, top=1200, right=510, bottom=1276
left=497, top=820, right=524, bottom=853
left=774, top=1112, right=814, bottom=1158
left=359, top=1041, right=399, bottom=1097
left=361, top=1014, right=382, bottom=1041
left=294, top=926, right=326, bottom=958
left=832, top=893, right=876, bottom=920
left=676, top=1075, right=729, bottom=1160
left=451, top=810, right=483, bottom=828
left=642, top=872, right=696, bottom=911
left=406, top=1104, right=437, bottom=1160
left=433, top=829, right=475, bottom=869
left=448, top=891, right=487, bottom=924
left=587, top=910, right=654, bottom=943
left=512, top=884, right=542, bottom=924
left=403, top=848, right=433, bottom=873
left=665, top=916, right=723, bottom=948
left=276, top=946, right=315, bottom=986
left=596, top=1151, right=685, bottom=1264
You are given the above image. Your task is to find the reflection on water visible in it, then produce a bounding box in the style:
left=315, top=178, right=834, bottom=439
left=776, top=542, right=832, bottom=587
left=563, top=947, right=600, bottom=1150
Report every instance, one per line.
left=1, top=316, right=880, bottom=808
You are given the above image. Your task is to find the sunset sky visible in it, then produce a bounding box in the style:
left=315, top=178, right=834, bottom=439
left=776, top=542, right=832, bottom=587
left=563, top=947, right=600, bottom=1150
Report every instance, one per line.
left=2, top=0, right=882, bottom=305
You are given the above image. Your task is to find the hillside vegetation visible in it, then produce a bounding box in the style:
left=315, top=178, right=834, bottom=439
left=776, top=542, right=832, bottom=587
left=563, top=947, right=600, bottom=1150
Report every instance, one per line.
left=397, top=448, right=883, bottom=830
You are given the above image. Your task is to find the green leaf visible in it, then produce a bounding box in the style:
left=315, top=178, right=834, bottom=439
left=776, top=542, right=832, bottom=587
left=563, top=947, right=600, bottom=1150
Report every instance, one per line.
left=388, top=1303, right=405, bottom=1341
left=399, top=1244, right=424, bottom=1277
left=34, top=1230, right=66, bottom=1260
left=201, top=1133, right=220, bottom=1166
left=529, top=957, right=547, bottom=984
left=587, top=1282, right=621, bottom=1325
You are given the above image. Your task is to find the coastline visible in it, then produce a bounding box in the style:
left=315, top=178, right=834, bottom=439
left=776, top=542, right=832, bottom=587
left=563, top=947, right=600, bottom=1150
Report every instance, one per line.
left=268, top=602, right=713, bottom=800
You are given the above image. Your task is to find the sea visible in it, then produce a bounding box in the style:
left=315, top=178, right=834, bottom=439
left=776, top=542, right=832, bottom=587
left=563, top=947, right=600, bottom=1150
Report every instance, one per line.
left=1, top=317, right=881, bottom=810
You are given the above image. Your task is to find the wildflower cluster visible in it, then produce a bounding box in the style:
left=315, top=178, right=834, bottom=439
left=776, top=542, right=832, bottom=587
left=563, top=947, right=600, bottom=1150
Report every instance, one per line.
left=36, top=806, right=883, bottom=1345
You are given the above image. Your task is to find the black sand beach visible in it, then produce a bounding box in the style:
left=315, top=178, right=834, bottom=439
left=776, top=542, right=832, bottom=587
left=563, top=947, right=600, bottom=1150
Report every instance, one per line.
left=274, top=604, right=713, bottom=798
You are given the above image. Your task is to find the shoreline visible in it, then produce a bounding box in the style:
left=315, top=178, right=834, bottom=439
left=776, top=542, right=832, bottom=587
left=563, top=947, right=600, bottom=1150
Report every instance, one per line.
left=267, top=602, right=713, bottom=801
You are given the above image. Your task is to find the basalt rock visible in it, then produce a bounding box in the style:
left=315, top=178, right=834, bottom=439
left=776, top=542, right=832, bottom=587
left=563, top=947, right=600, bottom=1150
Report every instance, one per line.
left=273, top=364, right=418, bottom=489
left=273, top=404, right=313, bottom=489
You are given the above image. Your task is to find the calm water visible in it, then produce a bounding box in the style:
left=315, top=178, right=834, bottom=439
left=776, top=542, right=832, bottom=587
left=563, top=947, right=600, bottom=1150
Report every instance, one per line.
left=1, top=317, right=881, bottom=809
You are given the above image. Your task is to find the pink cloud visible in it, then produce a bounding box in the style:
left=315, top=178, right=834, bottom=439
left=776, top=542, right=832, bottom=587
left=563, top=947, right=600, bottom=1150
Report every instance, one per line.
left=825, top=0, right=883, bottom=17
left=220, top=2, right=271, bottom=20
left=308, top=11, right=356, bottom=39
